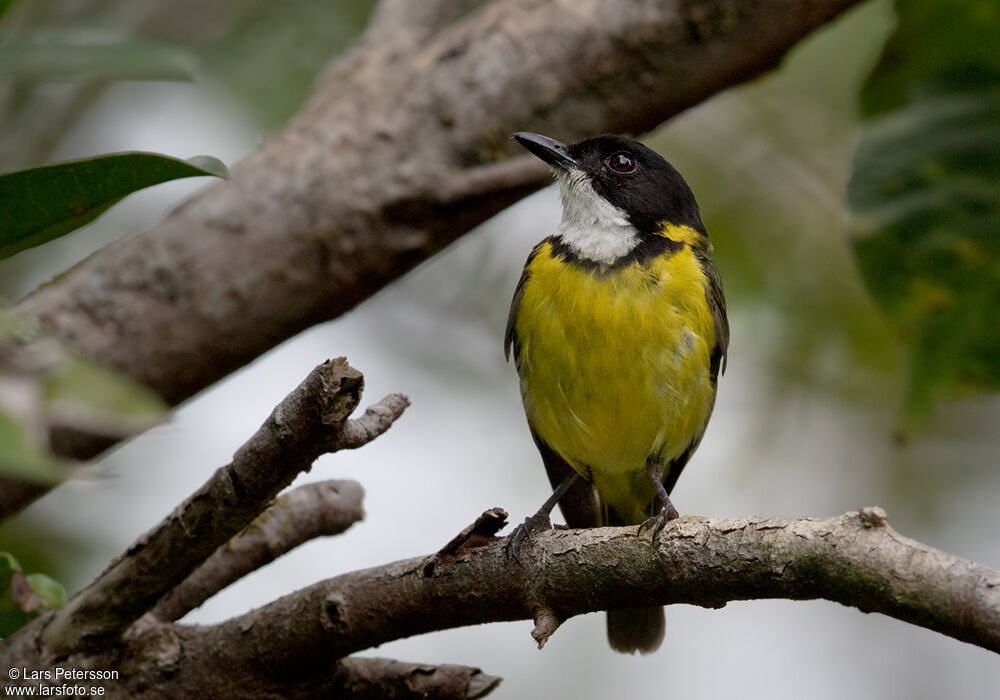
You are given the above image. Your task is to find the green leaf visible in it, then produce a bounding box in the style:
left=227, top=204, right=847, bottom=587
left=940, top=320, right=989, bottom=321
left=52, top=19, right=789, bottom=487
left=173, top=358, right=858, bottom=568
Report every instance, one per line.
left=0, top=552, right=21, bottom=574
left=0, top=552, right=27, bottom=635
left=0, top=30, right=198, bottom=81
left=0, top=305, right=166, bottom=483
left=861, top=0, right=1000, bottom=116
left=0, top=408, right=66, bottom=483
left=23, top=573, right=65, bottom=610
left=848, top=0, right=1000, bottom=424
left=0, top=152, right=228, bottom=260
left=0, top=0, right=16, bottom=22
left=0, top=554, right=64, bottom=635
left=43, top=354, right=167, bottom=438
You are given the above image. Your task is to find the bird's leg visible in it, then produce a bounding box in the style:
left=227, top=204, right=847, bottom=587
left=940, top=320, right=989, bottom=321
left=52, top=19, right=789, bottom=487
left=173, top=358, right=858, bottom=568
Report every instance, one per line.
left=637, top=458, right=679, bottom=544
left=505, top=474, right=579, bottom=564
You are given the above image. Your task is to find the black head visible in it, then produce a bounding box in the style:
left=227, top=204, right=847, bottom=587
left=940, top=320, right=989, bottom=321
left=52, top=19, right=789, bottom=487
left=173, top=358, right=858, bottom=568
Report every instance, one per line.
left=513, top=132, right=706, bottom=236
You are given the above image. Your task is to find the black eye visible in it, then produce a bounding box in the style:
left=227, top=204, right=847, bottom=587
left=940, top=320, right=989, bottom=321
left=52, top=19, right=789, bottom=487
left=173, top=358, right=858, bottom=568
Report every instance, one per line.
left=606, top=152, right=637, bottom=174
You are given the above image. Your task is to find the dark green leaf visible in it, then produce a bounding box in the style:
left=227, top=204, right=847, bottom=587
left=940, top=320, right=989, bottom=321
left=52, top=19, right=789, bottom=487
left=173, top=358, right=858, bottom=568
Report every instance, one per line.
left=0, top=152, right=228, bottom=260
left=861, top=0, right=1000, bottom=116
left=0, top=552, right=20, bottom=574
left=0, top=552, right=28, bottom=635
left=0, top=0, right=16, bottom=23
left=0, top=30, right=198, bottom=81
left=849, top=0, right=1000, bottom=423
left=0, top=553, right=64, bottom=635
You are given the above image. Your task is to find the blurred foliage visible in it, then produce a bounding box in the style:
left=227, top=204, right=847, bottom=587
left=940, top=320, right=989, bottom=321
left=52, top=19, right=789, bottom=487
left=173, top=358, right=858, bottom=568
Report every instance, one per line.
left=197, top=0, right=376, bottom=129
left=653, top=0, right=899, bottom=405
left=859, top=0, right=1000, bottom=115
left=848, top=0, right=1000, bottom=426
left=0, top=550, right=65, bottom=637
left=0, top=308, right=167, bottom=483
left=0, top=30, right=199, bottom=80
left=0, top=152, right=227, bottom=259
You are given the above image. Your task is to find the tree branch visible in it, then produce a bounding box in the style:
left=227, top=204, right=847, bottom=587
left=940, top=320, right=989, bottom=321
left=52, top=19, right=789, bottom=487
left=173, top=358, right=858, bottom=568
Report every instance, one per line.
left=4, top=509, right=996, bottom=697
left=4, top=0, right=865, bottom=519
left=163, top=507, right=1000, bottom=676
left=363, top=0, right=467, bottom=49
left=150, top=479, right=365, bottom=623
left=37, top=359, right=408, bottom=656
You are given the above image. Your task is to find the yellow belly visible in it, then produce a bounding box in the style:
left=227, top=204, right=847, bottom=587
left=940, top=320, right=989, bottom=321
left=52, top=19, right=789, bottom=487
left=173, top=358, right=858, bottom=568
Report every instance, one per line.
left=514, top=237, right=717, bottom=523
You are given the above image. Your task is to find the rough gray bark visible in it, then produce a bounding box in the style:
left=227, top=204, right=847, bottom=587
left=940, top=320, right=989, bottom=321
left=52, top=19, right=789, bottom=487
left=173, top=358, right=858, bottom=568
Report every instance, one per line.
left=150, top=479, right=365, bottom=622
left=179, top=507, right=1000, bottom=659
left=38, top=359, right=408, bottom=657
left=1, top=0, right=865, bottom=519
left=3, top=508, right=997, bottom=698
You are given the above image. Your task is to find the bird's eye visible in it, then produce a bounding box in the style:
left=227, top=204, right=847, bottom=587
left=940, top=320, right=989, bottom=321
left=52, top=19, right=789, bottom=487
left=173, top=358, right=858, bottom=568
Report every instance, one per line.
left=606, top=152, right=637, bottom=174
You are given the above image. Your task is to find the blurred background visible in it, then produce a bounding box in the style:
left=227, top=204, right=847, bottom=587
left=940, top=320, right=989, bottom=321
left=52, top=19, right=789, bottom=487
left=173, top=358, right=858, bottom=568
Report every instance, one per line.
left=2, top=0, right=999, bottom=697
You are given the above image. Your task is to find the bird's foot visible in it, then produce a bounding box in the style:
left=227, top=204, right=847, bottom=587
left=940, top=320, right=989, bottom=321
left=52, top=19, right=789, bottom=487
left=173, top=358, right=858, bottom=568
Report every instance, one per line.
left=504, top=512, right=552, bottom=565
left=637, top=502, right=680, bottom=544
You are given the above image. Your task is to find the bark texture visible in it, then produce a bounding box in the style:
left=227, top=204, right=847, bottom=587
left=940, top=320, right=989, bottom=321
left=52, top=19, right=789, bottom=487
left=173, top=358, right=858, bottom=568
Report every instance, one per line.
left=3, top=509, right=997, bottom=698
left=150, top=479, right=365, bottom=622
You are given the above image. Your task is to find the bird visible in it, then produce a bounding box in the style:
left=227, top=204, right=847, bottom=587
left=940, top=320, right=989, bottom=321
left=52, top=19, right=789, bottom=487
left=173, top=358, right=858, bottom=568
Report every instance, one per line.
left=504, top=132, right=728, bottom=654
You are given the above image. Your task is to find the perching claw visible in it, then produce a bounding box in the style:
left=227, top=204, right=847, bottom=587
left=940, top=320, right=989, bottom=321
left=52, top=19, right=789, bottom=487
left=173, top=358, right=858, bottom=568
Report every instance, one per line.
left=504, top=474, right=578, bottom=564
left=637, top=459, right=680, bottom=544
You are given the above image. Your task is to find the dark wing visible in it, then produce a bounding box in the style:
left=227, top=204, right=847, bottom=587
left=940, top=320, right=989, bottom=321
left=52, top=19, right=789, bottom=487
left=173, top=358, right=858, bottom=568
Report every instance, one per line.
left=694, top=245, right=729, bottom=383
left=504, top=241, right=546, bottom=364
left=661, top=244, right=728, bottom=496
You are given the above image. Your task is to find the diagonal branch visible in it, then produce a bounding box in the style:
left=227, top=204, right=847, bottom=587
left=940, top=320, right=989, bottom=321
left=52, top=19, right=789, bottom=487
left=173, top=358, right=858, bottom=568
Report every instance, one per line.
left=37, top=359, right=408, bottom=657
left=5, top=0, right=866, bottom=520
left=160, top=507, right=1000, bottom=680
left=150, top=479, right=365, bottom=623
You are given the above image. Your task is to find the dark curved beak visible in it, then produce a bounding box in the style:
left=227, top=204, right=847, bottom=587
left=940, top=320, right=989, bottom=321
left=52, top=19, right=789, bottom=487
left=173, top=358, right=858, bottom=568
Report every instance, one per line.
left=513, top=132, right=579, bottom=170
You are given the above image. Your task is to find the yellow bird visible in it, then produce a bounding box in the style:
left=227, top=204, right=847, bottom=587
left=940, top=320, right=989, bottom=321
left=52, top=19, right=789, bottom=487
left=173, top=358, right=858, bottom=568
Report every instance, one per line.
left=505, top=132, right=728, bottom=654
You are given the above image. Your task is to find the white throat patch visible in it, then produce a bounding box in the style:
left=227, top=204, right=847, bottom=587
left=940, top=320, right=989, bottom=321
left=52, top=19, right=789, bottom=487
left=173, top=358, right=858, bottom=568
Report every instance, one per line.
left=555, top=169, right=640, bottom=264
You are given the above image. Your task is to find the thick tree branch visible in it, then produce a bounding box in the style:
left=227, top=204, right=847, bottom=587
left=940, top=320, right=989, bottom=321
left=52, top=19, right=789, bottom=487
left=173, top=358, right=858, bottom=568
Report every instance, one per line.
left=37, top=359, right=408, bottom=657
left=164, top=507, right=1000, bottom=676
left=150, top=479, right=365, bottom=623
left=4, top=509, right=996, bottom=697
left=364, top=0, right=467, bottom=49
left=3, top=0, right=865, bottom=519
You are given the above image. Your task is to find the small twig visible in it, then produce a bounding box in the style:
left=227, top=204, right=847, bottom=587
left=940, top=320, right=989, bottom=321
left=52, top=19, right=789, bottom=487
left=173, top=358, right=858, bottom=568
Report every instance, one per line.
left=151, top=480, right=365, bottom=622
left=424, top=508, right=508, bottom=576
left=38, top=359, right=408, bottom=657
left=331, top=657, right=501, bottom=700
left=339, top=395, right=412, bottom=448
left=530, top=606, right=562, bottom=649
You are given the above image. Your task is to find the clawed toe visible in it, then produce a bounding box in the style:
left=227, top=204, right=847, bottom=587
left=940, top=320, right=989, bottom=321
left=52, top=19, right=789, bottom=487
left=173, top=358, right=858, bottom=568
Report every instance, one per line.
left=504, top=513, right=552, bottom=564
left=637, top=504, right=679, bottom=544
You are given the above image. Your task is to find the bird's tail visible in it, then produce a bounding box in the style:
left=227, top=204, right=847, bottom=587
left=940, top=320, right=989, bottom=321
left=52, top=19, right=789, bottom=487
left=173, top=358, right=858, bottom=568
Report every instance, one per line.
left=606, top=606, right=665, bottom=654
left=602, top=504, right=665, bottom=654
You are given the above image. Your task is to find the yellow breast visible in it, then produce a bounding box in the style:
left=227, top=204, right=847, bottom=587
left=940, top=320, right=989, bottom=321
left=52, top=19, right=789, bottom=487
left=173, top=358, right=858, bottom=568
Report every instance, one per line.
left=513, top=227, right=718, bottom=523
